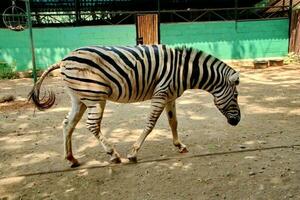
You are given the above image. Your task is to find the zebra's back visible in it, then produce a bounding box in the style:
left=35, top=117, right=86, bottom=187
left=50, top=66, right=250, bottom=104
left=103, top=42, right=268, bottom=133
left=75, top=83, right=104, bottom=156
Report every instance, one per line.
left=60, top=45, right=169, bottom=103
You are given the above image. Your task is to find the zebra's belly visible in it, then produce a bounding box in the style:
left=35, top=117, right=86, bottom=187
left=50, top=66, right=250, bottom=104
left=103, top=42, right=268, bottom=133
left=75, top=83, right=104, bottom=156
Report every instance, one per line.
left=107, top=88, right=154, bottom=103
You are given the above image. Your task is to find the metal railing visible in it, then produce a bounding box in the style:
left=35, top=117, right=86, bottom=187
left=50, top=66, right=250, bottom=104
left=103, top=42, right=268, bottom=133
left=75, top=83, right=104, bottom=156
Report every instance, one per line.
left=0, top=1, right=295, bottom=26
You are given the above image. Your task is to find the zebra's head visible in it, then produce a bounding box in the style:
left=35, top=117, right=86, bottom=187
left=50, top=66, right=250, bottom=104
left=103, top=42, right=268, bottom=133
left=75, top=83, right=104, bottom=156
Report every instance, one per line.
left=213, top=71, right=241, bottom=126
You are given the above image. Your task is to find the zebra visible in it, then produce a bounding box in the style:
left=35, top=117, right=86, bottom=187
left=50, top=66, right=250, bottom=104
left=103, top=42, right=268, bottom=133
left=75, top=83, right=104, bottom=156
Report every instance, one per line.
left=29, top=45, right=240, bottom=167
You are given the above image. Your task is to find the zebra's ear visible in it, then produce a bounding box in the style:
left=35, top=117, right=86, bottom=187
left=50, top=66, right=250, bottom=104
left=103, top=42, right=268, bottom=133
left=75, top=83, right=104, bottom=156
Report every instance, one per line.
left=229, top=72, right=240, bottom=85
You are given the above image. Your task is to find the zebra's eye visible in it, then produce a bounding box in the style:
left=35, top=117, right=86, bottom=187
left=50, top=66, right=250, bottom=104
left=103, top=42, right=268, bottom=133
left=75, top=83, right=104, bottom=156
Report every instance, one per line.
left=234, top=93, right=238, bottom=98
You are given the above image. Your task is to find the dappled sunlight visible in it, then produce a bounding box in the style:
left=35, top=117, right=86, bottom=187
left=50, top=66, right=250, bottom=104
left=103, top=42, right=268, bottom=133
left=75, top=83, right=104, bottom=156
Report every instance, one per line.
left=244, top=155, right=257, bottom=160
left=0, top=135, right=36, bottom=148
left=77, top=169, right=89, bottom=176
left=244, top=104, right=290, bottom=114
left=11, top=152, right=60, bottom=167
left=0, top=177, right=25, bottom=186
left=178, top=99, right=203, bottom=105
left=77, top=138, right=98, bottom=152
left=84, top=160, right=110, bottom=167
left=289, top=108, right=300, bottom=115
left=186, top=110, right=207, bottom=120
left=0, top=65, right=300, bottom=199
left=65, top=188, right=75, bottom=193
left=45, top=107, right=70, bottom=113
left=108, top=129, right=138, bottom=143
left=243, top=140, right=267, bottom=146
left=152, top=160, right=193, bottom=171
left=241, top=69, right=300, bottom=85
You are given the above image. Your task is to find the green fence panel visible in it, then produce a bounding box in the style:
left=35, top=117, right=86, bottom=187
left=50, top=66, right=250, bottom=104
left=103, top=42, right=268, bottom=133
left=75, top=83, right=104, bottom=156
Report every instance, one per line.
left=161, top=19, right=289, bottom=60
left=0, top=25, right=136, bottom=71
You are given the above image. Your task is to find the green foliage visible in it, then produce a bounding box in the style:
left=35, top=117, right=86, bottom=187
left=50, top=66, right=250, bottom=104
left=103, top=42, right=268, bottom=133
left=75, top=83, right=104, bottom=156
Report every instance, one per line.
left=255, top=0, right=273, bottom=7
left=0, top=62, right=17, bottom=79
left=284, top=52, right=300, bottom=64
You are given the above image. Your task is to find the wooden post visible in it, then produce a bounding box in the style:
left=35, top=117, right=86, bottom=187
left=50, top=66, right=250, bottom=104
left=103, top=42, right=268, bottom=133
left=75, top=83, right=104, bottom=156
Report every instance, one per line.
left=289, top=9, right=300, bottom=54
left=136, top=14, right=159, bottom=45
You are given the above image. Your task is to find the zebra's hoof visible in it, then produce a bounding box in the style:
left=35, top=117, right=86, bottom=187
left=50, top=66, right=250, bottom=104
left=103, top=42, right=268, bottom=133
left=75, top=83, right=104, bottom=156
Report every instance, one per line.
left=110, top=156, right=121, bottom=164
left=127, top=155, right=138, bottom=163
left=179, top=147, right=189, bottom=153
left=70, top=161, right=80, bottom=168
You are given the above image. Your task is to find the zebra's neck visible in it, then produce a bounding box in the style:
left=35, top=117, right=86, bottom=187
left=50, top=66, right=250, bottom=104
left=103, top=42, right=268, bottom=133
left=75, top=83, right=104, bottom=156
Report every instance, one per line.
left=173, top=47, right=234, bottom=95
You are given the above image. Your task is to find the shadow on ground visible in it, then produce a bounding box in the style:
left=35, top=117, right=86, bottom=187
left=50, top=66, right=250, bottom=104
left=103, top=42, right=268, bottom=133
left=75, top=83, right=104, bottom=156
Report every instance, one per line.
left=0, top=65, right=299, bottom=200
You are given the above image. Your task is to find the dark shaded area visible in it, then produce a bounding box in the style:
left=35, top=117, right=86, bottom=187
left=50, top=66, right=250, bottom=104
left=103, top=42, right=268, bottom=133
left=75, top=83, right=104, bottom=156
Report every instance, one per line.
left=1, top=0, right=289, bottom=27
left=28, top=0, right=261, bottom=12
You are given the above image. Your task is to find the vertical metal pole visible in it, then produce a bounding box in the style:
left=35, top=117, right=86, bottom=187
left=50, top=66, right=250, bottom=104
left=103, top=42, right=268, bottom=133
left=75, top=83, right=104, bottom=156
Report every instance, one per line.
left=75, top=0, right=80, bottom=25
left=288, top=0, right=293, bottom=52
left=234, top=0, right=238, bottom=30
left=25, top=0, right=37, bottom=83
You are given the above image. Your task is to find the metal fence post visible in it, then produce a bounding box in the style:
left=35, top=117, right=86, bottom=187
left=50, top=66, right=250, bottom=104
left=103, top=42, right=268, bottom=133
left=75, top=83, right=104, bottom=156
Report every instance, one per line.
left=25, top=0, right=37, bottom=83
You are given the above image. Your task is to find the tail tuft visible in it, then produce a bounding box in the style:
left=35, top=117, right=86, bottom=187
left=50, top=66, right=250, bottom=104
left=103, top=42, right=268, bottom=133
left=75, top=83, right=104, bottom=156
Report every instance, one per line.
left=28, top=63, right=60, bottom=111
left=28, top=87, right=56, bottom=110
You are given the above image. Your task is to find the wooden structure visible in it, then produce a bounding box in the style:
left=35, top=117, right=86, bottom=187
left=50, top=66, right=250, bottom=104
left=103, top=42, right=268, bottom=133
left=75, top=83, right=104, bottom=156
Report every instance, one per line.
left=289, top=9, right=300, bottom=54
left=136, top=14, right=159, bottom=44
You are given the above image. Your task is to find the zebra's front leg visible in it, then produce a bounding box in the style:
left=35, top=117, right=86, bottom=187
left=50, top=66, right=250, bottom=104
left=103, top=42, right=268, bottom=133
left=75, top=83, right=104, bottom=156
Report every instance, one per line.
left=86, top=101, right=121, bottom=164
left=63, top=98, right=86, bottom=168
left=127, top=96, right=166, bottom=163
left=165, top=100, right=188, bottom=153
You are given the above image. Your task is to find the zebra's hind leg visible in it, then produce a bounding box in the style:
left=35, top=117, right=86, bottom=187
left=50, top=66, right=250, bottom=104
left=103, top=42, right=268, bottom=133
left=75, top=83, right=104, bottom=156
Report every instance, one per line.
left=63, top=97, right=87, bottom=168
left=86, top=101, right=121, bottom=164
left=165, top=100, right=188, bottom=153
left=127, top=95, right=166, bottom=162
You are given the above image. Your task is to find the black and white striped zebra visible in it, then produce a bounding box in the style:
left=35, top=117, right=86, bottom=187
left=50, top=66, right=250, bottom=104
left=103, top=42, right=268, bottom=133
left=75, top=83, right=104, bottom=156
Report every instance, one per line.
left=29, top=45, right=240, bottom=167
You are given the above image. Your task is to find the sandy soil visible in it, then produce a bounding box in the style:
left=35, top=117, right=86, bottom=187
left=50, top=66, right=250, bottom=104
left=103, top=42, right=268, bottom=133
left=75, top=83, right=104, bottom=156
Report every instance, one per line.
left=0, top=64, right=300, bottom=200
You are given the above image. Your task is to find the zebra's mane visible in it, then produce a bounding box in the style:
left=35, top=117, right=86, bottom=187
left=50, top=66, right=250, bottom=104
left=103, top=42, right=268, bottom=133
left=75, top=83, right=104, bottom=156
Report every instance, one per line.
left=174, top=45, right=236, bottom=75
left=174, top=46, right=195, bottom=54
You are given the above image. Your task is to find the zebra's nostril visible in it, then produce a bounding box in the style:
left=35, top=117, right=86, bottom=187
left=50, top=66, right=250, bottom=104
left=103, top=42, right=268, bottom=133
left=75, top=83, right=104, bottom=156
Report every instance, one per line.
left=227, top=116, right=240, bottom=126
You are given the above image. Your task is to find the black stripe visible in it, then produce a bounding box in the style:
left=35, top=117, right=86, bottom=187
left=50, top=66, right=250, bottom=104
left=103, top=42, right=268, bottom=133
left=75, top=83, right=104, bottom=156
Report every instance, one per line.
left=182, top=49, right=191, bottom=90
left=62, top=56, right=122, bottom=99
left=78, top=47, right=133, bottom=99
left=61, top=72, right=110, bottom=88
left=177, top=50, right=183, bottom=97
left=198, top=55, right=211, bottom=89
left=87, top=117, right=102, bottom=121
left=109, top=47, right=140, bottom=99
left=166, top=49, right=175, bottom=96
left=207, top=61, right=222, bottom=92
left=190, top=51, right=201, bottom=88
left=151, top=45, right=161, bottom=84
left=119, top=47, right=146, bottom=100
left=68, top=86, right=108, bottom=95
left=86, top=122, right=97, bottom=125
left=87, top=105, right=96, bottom=108
left=80, top=98, right=100, bottom=102
left=172, top=49, right=178, bottom=92
left=213, top=64, right=228, bottom=92
left=142, top=45, right=160, bottom=100
left=136, top=45, right=146, bottom=57
left=203, top=58, right=219, bottom=91
left=144, top=46, right=152, bottom=84
left=158, top=51, right=173, bottom=91
left=156, top=46, right=168, bottom=84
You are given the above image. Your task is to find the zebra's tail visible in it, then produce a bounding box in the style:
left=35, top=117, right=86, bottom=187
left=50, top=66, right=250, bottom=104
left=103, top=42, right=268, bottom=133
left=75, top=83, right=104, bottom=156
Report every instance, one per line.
left=28, top=62, right=62, bottom=110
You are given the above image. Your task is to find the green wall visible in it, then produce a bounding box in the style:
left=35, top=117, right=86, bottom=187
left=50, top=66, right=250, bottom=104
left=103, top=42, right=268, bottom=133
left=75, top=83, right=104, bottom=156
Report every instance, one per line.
left=0, top=25, right=136, bottom=71
left=0, top=19, right=289, bottom=71
left=161, top=19, right=289, bottom=60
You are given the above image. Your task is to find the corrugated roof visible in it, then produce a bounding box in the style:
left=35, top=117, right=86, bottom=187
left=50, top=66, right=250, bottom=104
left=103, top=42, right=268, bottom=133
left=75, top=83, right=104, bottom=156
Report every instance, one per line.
left=265, top=0, right=300, bottom=13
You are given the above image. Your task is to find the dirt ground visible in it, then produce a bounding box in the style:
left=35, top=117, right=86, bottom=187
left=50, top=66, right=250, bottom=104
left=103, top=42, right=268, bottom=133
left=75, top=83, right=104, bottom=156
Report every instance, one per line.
left=0, top=64, right=299, bottom=200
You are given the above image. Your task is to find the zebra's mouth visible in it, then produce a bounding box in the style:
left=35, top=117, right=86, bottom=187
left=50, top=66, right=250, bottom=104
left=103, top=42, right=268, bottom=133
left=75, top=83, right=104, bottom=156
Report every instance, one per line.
left=227, top=116, right=240, bottom=126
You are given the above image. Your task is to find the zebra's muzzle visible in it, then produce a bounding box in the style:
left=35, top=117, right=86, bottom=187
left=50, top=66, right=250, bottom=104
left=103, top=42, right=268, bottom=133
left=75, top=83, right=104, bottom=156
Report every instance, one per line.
left=227, top=116, right=240, bottom=126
